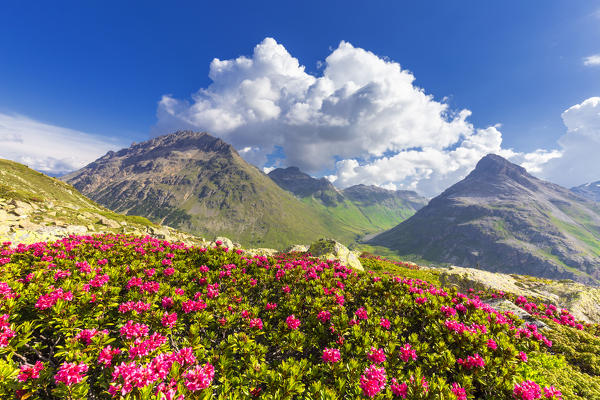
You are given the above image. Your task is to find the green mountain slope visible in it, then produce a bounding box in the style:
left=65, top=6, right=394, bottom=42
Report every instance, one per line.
left=268, top=167, right=428, bottom=238
left=370, top=154, right=600, bottom=285
left=63, top=131, right=363, bottom=248
left=0, top=158, right=198, bottom=243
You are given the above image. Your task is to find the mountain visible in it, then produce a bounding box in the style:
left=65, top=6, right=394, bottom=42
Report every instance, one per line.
left=0, top=158, right=198, bottom=244
left=268, top=166, right=343, bottom=206
left=370, top=154, right=600, bottom=284
left=268, top=167, right=428, bottom=236
left=572, top=181, right=600, bottom=202
left=63, top=131, right=364, bottom=248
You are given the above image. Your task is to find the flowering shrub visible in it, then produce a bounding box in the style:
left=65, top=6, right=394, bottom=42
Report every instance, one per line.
left=0, top=234, right=595, bottom=398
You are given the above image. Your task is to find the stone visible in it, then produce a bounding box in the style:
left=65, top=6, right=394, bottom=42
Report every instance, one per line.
left=485, top=298, right=548, bottom=330
left=98, top=217, right=121, bottom=229
left=308, top=238, right=363, bottom=271
left=285, top=244, right=309, bottom=253
left=214, top=236, right=234, bottom=249
left=245, top=248, right=279, bottom=257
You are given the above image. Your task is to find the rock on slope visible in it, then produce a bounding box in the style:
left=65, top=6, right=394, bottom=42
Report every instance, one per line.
left=371, top=154, right=600, bottom=284
left=63, top=131, right=353, bottom=249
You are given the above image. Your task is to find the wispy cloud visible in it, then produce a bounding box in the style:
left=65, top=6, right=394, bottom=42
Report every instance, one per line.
left=0, top=113, right=127, bottom=176
left=583, top=54, right=600, bottom=66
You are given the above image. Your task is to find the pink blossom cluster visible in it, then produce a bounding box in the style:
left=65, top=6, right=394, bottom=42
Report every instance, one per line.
left=457, top=353, right=485, bottom=369
left=181, top=299, right=206, bottom=313
left=360, top=364, right=387, bottom=398
left=286, top=314, right=301, bottom=330
left=120, top=320, right=150, bottom=339
left=162, top=312, right=178, bottom=328
left=17, top=361, right=44, bottom=382
left=390, top=378, right=408, bottom=398
left=119, top=301, right=152, bottom=313
left=34, top=288, right=73, bottom=310
left=54, top=362, right=88, bottom=386
left=322, top=348, right=341, bottom=363
left=367, top=347, right=386, bottom=364
left=129, top=332, right=168, bottom=359
left=98, top=345, right=122, bottom=367
left=0, top=314, right=15, bottom=347
left=399, top=343, right=417, bottom=362
left=184, top=363, right=215, bottom=392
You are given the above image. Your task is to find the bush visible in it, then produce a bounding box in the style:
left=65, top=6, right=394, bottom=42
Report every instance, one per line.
left=0, top=234, right=587, bottom=399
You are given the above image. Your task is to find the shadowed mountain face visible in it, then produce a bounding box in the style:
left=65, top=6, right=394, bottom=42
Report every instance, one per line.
left=370, top=154, right=600, bottom=285
left=268, top=167, right=428, bottom=235
left=268, top=167, right=343, bottom=206
left=63, top=131, right=352, bottom=248
left=572, top=181, right=600, bottom=202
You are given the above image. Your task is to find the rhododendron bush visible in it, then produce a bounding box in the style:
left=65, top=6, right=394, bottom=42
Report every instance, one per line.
left=0, top=234, right=590, bottom=399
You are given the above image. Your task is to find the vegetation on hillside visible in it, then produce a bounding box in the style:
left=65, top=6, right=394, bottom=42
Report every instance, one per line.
left=1, top=234, right=598, bottom=399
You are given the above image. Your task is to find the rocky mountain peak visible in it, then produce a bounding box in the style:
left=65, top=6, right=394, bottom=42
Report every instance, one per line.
left=471, top=154, right=528, bottom=180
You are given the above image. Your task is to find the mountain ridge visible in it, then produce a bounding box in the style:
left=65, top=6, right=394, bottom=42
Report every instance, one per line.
left=370, top=153, right=600, bottom=285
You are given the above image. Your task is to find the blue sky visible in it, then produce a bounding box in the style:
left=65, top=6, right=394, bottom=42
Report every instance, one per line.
left=1, top=1, right=599, bottom=194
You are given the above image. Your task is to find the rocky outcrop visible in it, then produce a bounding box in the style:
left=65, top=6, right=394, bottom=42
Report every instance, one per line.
left=435, top=265, right=600, bottom=323
left=308, top=238, right=363, bottom=271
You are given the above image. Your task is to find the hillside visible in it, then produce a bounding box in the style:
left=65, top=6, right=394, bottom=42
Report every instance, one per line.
left=370, top=154, right=600, bottom=284
left=0, top=158, right=198, bottom=244
left=268, top=167, right=428, bottom=237
left=2, top=233, right=598, bottom=399
left=63, top=131, right=366, bottom=248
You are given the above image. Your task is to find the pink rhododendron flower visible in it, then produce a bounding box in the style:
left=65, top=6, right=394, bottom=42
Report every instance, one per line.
left=457, top=353, right=485, bottom=369
left=451, top=382, right=467, bottom=400
left=184, top=363, right=215, bottom=391
left=355, top=307, right=368, bottom=320
left=360, top=364, right=387, bottom=398
left=286, top=315, right=301, bottom=330
left=162, top=312, right=178, bottom=328
left=380, top=318, right=391, bottom=329
left=415, top=297, right=428, bottom=305
left=367, top=347, right=386, bottom=364
left=317, top=310, right=331, bottom=322
left=17, top=361, right=44, bottom=382
left=487, top=339, right=498, bottom=350
left=120, top=320, right=149, bottom=339
left=513, top=380, right=542, bottom=400
left=390, top=378, right=408, bottom=398
left=399, top=343, right=417, bottom=362
left=249, top=318, right=263, bottom=330
left=519, top=351, right=528, bottom=362
left=98, top=345, right=121, bottom=367
left=54, top=362, right=88, bottom=386
left=322, top=348, right=341, bottom=363
left=543, top=386, right=562, bottom=399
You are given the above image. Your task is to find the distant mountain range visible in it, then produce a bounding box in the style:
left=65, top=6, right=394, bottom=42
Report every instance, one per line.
left=572, top=181, right=600, bottom=202
left=268, top=166, right=428, bottom=236
left=370, top=154, right=600, bottom=284
left=64, top=131, right=424, bottom=248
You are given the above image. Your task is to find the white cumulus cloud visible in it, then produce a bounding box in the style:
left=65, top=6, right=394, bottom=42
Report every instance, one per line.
left=539, top=97, right=600, bottom=187
left=0, top=113, right=127, bottom=176
left=583, top=54, right=600, bottom=67
left=154, top=37, right=559, bottom=196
